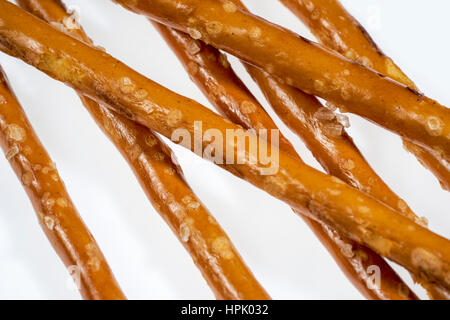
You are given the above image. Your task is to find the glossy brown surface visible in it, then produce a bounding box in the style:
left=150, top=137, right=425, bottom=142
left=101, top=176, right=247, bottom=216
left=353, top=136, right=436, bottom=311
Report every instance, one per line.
left=1, top=1, right=449, bottom=292
left=0, top=66, right=125, bottom=300
left=112, top=0, right=450, bottom=161
left=83, top=99, right=270, bottom=300
left=279, top=0, right=450, bottom=299
left=153, top=19, right=416, bottom=300
left=279, top=0, right=450, bottom=192
left=18, top=0, right=270, bottom=300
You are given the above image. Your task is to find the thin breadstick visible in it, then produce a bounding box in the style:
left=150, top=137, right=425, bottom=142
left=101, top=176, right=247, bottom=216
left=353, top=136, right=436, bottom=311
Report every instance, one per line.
left=0, top=66, right=125, bottom=300
left=278, top=0, right=450, bottom=298
left=0, top=1, right=449, bottom=292
left=83, top=100, right=270, bottom=300
left=233, top=0, right=445, bottom=298
left=279, top=0, right=450, bottom=191
left=152, top=22, right=417, bottom=299
left=17, top=0, right=270, bottom=300
left=225, top=0, right=439, bottom=297
left=111, top=0, right=450, bottom=160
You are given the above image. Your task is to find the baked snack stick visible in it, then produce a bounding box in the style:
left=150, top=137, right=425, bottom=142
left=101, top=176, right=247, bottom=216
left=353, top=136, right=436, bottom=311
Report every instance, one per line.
left=1, top=1, right=449, bottom=292
left=273, top=0, right=450, bottom=299
left=232, top=0, right=444, bottom=299
left=228, top=0, right=434, bottom=297
left=152, top=22, right=417, bottom=299
left=152, top=23, right=293, bottom=154
left=83, top=100, right=271, bottom=300
left=0, top=66, right=125, bottom=300
left=111, top=0, right=450, bottom=161
left=221, top=0, right=416, bottom=213
left=245, top=66, right=450, bottom=299
left=279, top=0, right=450, bottom=191
left=17, top=0, right=270, bottom=300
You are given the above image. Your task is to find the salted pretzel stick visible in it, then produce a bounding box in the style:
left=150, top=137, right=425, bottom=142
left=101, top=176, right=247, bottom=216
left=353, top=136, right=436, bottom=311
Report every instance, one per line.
left=82, top=101, right=270, bottom=300
left=232, top=0, right=444, bottom=298
left=17, top=0, right=270, bottom=300
left=111, top=0, right=450, bottom=161
left=0, top=66, right=125, bottom=300
left=225, top=0, right=433, bottom=297
left=277, top=0, right=450, bottom=298
left=279, top=0, right=450, bottom=191
left=1, top=2, right=449, bottom=292
left=152, top=22, right=417, bottom=299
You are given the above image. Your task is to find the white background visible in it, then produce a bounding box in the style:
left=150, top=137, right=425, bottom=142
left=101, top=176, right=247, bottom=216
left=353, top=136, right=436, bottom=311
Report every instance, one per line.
left=0, top=0, right=448, bottom=299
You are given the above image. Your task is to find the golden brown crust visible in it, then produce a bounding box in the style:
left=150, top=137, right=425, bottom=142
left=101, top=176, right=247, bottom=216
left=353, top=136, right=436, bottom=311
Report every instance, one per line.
left=0, top=66, right=125, bottom=300
left=152, top=20, right=417, bottom=299
left=279, top=0, right=450, bottom=298
left=305, top=220, right=415, bottom=300
left=1, top=1, right=450, bottom=292
left=153, top=22, right=293, bottom=153
left=245, top=68, right=421, bottom=220
left=112, top=0, right=450, bottom=161
left=83, top=98, right=270, bottom=300
left=403, top=141, right=450, bottom=191
left=279, top=0, right=450, bottom=192
left=17, top=0, right=270, bottom=300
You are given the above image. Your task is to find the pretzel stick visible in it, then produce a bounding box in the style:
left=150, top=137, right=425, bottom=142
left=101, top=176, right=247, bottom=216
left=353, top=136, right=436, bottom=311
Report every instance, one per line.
left=111, top=0, right=450, bottom=162
left=227, top=0, right=438, bottom=297
left=229, top=0, right=438, bottom=297
left=152, top=22, right=417, bottom=299
left=228, top=0, right=445, bottom=298
left=1, top=1, right=449, bottom=292
left=17, top=0, right=270, bottom=300
left=82, top=100, right=270, bottom=300
left=279, top=0, right=450, bottom=192
left=278, top=0, right=450, bottom=298
left=0, top=66, right=125, bottom=300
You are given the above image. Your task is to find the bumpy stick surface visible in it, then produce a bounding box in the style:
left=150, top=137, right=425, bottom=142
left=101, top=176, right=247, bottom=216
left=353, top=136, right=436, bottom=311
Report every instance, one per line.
left=0, top=66, right=125, bottom=300
left=82, top=100, right=270, bottom=300
left=234, top=0, right=435, bottom=297
left=17, top=0, right=270, bottom=300
left=0, top=1, right=449, bottom=292
left=278, top=0, right=450, bottom=299
left=112, top=0, right=450, bottom=161
left=279, top=0, right=450, bottom=191
left=152, top=21, right=416, bottom=299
